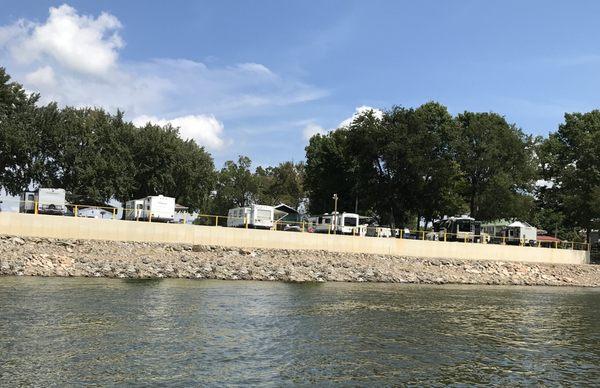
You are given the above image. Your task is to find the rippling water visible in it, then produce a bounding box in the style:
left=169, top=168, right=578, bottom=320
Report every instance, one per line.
left=1, top=277, right=599, bottom=386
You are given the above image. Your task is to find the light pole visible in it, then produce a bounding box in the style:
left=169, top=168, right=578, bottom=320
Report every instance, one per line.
left=332, top=193, right=338, bottom=234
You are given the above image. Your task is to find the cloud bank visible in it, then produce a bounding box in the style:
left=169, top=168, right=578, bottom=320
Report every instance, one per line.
left=0, top=4, right=326, bottom=151
left=302, top=105, right=384, bottom=140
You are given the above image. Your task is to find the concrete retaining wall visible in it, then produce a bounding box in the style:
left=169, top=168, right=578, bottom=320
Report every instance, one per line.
left=0, top=213, right=589, bottom=265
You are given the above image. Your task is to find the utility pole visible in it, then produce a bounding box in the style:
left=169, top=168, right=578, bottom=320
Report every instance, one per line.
left=332, top=193, right=339, bottom=234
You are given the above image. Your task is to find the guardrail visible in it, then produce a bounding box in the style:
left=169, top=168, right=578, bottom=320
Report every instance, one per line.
left=0, top=198, right=590, bottom=251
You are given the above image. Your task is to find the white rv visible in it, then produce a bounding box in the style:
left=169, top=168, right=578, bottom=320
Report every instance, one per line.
left=19, top=188, right=67, bottom=215
left=227, top=204, right=275, bottom=229
left=311, top=212, right=366, bottom=236
left=428, top=216, right=490, bottom=243
left=125, top=195, right=175, bottom=222
left=502, top=221, right=537, bottom=245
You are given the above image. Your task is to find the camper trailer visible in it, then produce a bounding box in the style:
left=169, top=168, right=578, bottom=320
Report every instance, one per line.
left=428, top=216, right=489, bottom=243
left=227, top=204, right=274, bottom=229
left=125, top=195, right=175, bottom=222
left=311, top=212, right=367, bottom=236
left=19, top=188, right=67, bottom=215
left=501, top=221, right=537, bottom=245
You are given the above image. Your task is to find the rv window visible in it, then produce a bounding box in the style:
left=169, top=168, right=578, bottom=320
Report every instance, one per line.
left=137, top=204, right=143, bottom=209
left=146, top=206, right=150, bottom=210
left=457, top=220, right=472, bottom=232
left=28, top=194, right=34, bottom=201
left=324, top=218, right=330, bottom=224
left=344, top=217, right=358, bottom=226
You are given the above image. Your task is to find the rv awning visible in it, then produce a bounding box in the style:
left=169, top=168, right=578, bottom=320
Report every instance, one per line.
left=537, top=235, right=561, bottom=242
left=274, top=203, right=298, bottom=214
left=508, top=221, right=534, bottom=228
left=175, top=203, right=189, bottom=212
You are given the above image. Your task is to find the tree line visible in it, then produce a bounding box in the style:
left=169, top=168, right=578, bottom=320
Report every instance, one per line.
left=1, top=68, right=598, bottom=240
left=0, top=68, right=303, bottom=215
left=305, top=102, right=600, bottom=241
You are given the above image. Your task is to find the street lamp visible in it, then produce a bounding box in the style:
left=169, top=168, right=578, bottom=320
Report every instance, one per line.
left=332, top=193, right=338, bottom=234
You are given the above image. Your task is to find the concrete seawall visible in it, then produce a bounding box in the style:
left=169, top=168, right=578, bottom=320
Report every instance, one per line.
left=0, top=213, right=589, bottom=265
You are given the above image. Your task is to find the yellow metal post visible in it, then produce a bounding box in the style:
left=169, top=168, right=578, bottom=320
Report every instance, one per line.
left=443, top=232, right=447, bottom=242
left=245, top=215, right=248, bottom=229
left=215, top=216, right=219, bottom=226
left=421, top=231, right=425, bottom=240
left=74, top=205, right=78, bottom=218
left=149, top=212, right=152, bottom=223
left=301, top=221, right=305, bottom=232
left=34, top=201, right=38, bottom=215
left=112, top=208, right=116, bottom=220
left=183, top=213, right=187, bottom=224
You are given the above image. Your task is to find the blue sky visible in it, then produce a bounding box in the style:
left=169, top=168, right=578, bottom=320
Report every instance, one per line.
left=1, top=1, right=600, bottom=168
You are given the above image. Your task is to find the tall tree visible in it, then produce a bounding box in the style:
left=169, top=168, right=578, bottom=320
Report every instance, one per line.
left=211, top=156, right=258, bottom=214
left=304, top=129, right=356, bottom=214
left=453, top=112, right=537, bottom=221
left=0, top=68, right=40, bottom=194
left=34, top=107, right=136, bottom=203
left=129, top=122, right=215, bottom=210
left=539, top=111, right=600, bottom=240
left=256, top=161, right=305, bottom=208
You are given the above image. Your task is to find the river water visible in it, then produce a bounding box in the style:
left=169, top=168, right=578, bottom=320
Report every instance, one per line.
left=1, top=277, right=599, bottom=386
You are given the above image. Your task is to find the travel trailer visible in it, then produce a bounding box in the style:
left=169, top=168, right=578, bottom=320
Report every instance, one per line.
left=501, top=221, right=537, bottom=245
left=227, top=204, right=275, bottom=229
left=428, top=216, right=489, bottom=243
left=125, top=195, right=175, bottom=222
left=19, top=188, right=67, bottom=215
left=310, top=212, right=367, bottom=236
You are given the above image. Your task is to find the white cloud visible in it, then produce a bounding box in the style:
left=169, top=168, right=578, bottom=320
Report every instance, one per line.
left=12, top=4, right=122, bottom=76
left=303, top=105, right=383, bottom=141
left=302, top=123, right=327, bottom=140
left=0, top=4, right=326, bottom=152
left=339, top=105, right=384, bottom=127
left=25, top=65, right=56, bottom=88
left=133, top=114, right=226, bottom=150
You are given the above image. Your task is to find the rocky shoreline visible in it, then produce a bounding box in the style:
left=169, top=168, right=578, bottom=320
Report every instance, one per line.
left=1, top=235, right=599, bottom=286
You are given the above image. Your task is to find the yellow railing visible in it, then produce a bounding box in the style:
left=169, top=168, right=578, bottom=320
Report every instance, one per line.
left=0, top=198, right=590, bottom=251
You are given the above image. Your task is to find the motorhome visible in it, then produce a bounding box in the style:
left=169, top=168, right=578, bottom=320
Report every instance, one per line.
left=227, top=204, right=274, bottom=229
left=501, top=221, right=537, bottom=245
left=19, top=188, right=67, bottom=215
left=428, top=216, right=489, bottom=243
left=125, top=195, right=175, bottom=222
left=311, top=212, right=367, bottom=236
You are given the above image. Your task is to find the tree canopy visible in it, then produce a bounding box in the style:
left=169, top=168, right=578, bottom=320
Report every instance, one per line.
left=1, top=67, right=598, bottom=241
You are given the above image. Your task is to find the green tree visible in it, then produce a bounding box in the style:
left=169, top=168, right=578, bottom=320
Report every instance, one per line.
left=539, top=111, right=600, bottom=240
left=453, top=112, right=537, bottom=221
left=129, top=122, right=215, bottom=211
left=255, top=161, right=305, bottom=208
left=0, top=68, right=40, bottom=194
left=380, top=103, right=466, bottom=227
left=34, top=107, right=136, bottom=203
left=211, top=155, right=258, bottom=214
left=304, top=129, right=356, bottom=214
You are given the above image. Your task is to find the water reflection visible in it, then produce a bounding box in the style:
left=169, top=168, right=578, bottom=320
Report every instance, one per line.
left=0, top=278, right=599, bottom=385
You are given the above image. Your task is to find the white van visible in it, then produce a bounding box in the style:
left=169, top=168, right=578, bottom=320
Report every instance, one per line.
left=125, top=195, right=175, bottom=222
left=227, top=204, right=274, bottom=229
